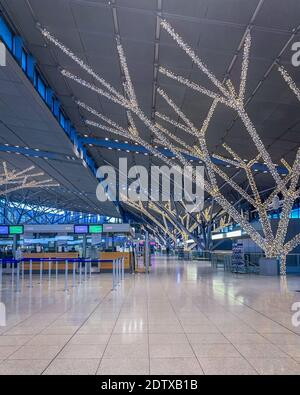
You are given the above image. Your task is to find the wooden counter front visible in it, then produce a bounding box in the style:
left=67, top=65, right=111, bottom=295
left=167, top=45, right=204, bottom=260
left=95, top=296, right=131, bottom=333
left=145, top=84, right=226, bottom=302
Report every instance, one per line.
left=99, top=252, right=132, bottom=271
left=22, top=252, right=79, bottom=271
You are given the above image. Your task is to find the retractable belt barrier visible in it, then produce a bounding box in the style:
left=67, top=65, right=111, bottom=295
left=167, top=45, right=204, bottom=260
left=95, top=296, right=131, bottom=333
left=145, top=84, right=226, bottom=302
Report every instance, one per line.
left=112, top=257, right=125, bottom=291
left=0, top=257, right=126, bottom=293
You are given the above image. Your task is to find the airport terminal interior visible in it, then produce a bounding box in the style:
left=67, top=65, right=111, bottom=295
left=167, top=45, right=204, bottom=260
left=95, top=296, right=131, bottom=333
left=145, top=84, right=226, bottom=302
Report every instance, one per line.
left=1, top=0, right=300, bottom=376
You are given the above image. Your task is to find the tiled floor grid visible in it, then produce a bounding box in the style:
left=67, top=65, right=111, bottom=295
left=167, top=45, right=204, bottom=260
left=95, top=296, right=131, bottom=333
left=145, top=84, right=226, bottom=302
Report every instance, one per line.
left=0, top=257, right=300, bottom=375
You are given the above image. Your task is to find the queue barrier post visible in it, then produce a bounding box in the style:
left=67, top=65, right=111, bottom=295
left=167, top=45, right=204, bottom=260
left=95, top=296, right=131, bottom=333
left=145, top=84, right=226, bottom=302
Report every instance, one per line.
left=48, top=258, right=51, bottom=283
left=11, top=260, right=14, bottom=287
left=89, top=259, right=92, bottom=279
left=64, top=259, right=68, bottom=292
left=116, top=258, right=118, bottom=286
left=84, top=259, right=87, bottom=282
left=55, top=260, right=58, bottom=280
left=0, top=260, right=2, bottom=289
left=72, top=260, right=76, bottom=288
left=112, top=259, right=116, bottom=290
left=116, top=259, right=119, bottom=286
left=29, top=259, right=33, bottom=288
left=16, top=260, right=20, bottom=292
left=21, top=259, right=24, bottom=281
left=39, top=260, right=43, bottom=284
left=122, top=257, right=125, bottom=281
left=79, top=260, right=82, bottom=284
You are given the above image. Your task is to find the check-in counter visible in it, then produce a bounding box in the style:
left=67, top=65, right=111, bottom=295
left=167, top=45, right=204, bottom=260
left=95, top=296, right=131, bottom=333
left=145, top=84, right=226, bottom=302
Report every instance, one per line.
left=99, top=251, right=132, bottom=271
left=22, top=252, right=79, bottom=271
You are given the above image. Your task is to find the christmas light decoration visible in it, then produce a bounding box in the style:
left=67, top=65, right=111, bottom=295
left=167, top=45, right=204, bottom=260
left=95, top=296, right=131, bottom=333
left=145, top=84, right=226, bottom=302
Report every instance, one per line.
left=0, top=162, right=59, bottom=195
left=40, top=21, right=300, bottom=275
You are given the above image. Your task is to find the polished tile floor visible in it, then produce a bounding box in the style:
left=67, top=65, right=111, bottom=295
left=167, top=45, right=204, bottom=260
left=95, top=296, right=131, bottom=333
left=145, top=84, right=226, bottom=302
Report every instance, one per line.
left=0, top=256, right=300, bottom=375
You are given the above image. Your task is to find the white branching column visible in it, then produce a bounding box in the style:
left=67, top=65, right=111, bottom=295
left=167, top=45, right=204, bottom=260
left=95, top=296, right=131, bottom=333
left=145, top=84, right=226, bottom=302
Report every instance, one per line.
left=40, top=21, right=300, bottom=276
left=0, top=162, right=59, bottom=195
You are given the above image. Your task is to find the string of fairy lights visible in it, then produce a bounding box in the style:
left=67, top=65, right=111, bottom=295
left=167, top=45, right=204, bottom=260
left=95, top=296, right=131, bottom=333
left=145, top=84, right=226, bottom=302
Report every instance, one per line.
left=39, top=20, right=300, bottom=275
left=0, top=161, right=59, bottom=195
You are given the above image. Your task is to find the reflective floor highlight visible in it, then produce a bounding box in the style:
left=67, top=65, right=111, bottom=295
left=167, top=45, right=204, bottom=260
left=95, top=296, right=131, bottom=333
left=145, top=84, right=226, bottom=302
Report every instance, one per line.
left=0, top=256, right=300, bottom=375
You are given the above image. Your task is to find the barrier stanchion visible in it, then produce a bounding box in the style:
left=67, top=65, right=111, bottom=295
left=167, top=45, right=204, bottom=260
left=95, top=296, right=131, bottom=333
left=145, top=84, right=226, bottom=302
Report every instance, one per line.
left=11, top=260, right=15, bottom=287
left=79, top=260, right=82, bottom=284
left=116, top=259, right=118, bottom=286
left=39, top=260, right=43, bottom=284
left=48, top=258, right=51, bottom=283
left=118, top=258, right=121, bottom=285
left=16, top=260, right=20, bottom=292
left=55, top=260, right=58, bottom=280
left=122, top=257, right=125, bottom=280
left=72, top=260, right=76, bottom=288
left=112, top=259, right=116, bottom=290
left=64, top=259, right=69, bottom=292
left=21, top=260, right=24, bottom=281
left=84, top=259, right=87, bottom=282
left=29, top=259, right=33, bottom=288
left=0, top=260, right=2, bottom=289
left=89, top=259, right=92, bottom=279
left=116, top=258, right=118, bottom=287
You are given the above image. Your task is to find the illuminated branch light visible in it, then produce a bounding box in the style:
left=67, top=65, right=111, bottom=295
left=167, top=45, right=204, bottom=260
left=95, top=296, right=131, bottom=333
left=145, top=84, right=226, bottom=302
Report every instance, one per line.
left=123, top=197, right=177, bottom=242
left=155, top=123, right=195, bottom=152
left=127, top=112, right=139, bottom=137
left=212, top=154, right=241, bottom=168
left=40, top=28, right=126, bottom=104
left=156, top=87, right=261, bottom=232
left=149, top=202, right=183, bottom=234
left=62, top=69, right=127, bottom=108
left=157, top=88, right=200, bottom=137
left=41, top=25, right=267, bottom=257
left=237, top=108, right=284, bottom=187
left=77, top=101, right=126, bottom=133
left=284, top=232, right=300, bottom=255
left=275, top=148, right=300, bottom=249
left=279, top=66, right=300, bottom=102
left=210, top=165, right=257, bottom=207
left=159, top=67, right=227, bottom=105
left=199, top=99, right=218, bottom=137
left=0, top=162, right=59, bottom=195
left=117, top=43, right=138, bottom=107
left=195, top=99, right=220, bottom=189
left=155, top=112, right=193, bottom=135
left=53, top=45, right=200, bottom=182
left=226, top=79, right=237, bottom=97
left=281, top=158, right=292, bottom=173
left=160, top=19, right=231, bottom=99
left=161, top=21, right=282, bottom=189
left=222, top=142, right=274, bottom=242
left=155, top=89, right=221, bottom=194
left=87, top=120, right=174, bottom=167
left=153, top=138, right=193, bottom=158
left=239, top=32, right=251, bottom=103
left=86, top=120, right=131, bottom=140
left=246, top=165, right=274, bottom=244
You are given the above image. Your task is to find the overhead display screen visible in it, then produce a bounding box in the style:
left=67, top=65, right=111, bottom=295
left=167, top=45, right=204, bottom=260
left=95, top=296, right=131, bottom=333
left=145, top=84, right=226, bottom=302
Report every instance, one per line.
left=74, top=225, right=88, bottom=234
left=0, top=226, right=9, bottom=235
left=89, top=225, right=103, bottom=234
left=9, top=225, right=24, bottom=235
